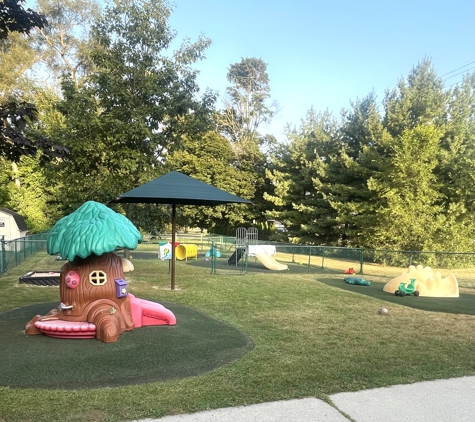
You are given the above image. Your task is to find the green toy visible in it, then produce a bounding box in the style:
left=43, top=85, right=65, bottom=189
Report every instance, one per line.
left=395, top=278, right=420, bottom=297
left=344, top=277, right=371, bottom=286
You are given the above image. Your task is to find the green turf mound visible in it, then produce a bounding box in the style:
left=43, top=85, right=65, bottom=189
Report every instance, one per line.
left=318, top=277, right=475, bottom=315
left=0, top=302, right=254, bottom=390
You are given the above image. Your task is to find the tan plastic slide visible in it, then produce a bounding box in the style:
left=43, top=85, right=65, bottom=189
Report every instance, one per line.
left=255, top=253, right=289, bottom=271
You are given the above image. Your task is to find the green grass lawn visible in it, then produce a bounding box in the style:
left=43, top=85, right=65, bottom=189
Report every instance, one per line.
left=0, top=252, right=474, bottom=422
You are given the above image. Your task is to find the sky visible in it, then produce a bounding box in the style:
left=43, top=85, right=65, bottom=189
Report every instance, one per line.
left=168, top=0, right=475, bottom=141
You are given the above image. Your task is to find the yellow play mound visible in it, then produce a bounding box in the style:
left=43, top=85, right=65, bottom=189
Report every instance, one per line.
left=383, top=265, right=459, bottom=297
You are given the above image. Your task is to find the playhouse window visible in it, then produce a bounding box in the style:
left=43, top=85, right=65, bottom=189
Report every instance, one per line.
left=89, top=270, right=107, bottom=286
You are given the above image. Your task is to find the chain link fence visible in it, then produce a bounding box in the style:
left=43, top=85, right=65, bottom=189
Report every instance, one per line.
left=269, top=245, right=475, bottom=288
left=0, top=232, right=50, bottom=275
left=362, top=249, right=475, bottom=288
left=2, top=232, right=474, bottom=288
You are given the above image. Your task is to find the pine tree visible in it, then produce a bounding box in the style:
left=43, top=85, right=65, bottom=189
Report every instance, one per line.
left=265, top=109, right=340, bottom=244
left=367, top=124, right=442, bottom=250
left=326, top=94, right=387, bottom=246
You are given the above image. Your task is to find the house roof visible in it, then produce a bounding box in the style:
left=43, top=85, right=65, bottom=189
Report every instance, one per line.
left=0, top=208, right=29, bottom=231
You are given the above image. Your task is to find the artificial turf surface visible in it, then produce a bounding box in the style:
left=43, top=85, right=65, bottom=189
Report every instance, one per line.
left=317, top=276, right=475, bottom=315
left=0, top=301, right=254, bottom=390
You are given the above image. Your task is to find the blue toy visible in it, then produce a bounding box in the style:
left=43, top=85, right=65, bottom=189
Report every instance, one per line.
left=344, top=277, right=371, bottom=286
left=205, top=246, right=221, bottom=258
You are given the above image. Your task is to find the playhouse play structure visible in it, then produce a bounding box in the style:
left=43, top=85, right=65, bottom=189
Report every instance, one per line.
left=25, top=201, right=176, bottom=343
left=227, top=227, right=288, bottom=271
left=383, top=265, right=459, bottom=297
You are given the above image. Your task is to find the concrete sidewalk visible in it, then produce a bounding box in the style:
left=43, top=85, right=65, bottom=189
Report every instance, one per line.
left=133, top=376, right=475, bottom=422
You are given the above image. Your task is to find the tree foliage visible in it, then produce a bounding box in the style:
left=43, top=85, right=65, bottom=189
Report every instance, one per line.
left=33, top=0, right=101, bottom=86
left=41, top=0, right=215, bottom=231
left=0, top=0, right=46, bottom=40
left=218, top=57, right=276, bottom=145
left=326, top=94, right=384, bottom=246
left=0, top=0, right=69, bottom=165
left=367, top=125, right=443, bottom=250
left=0, top=31, right=39, bottom=100
left=216, top=57, right=278, bottom=228
left=6, top=155, right=57, bottom=231
left=0, top=99, right=69, bottom=163
left=167, top=131, right=254, bottom=232
left=265, top=109, right=340, bottom=244
left=266, top=59, right=475, bottom=252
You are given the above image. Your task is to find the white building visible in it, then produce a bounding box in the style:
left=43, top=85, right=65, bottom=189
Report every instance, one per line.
left=0, top=208, right=29, bottom=241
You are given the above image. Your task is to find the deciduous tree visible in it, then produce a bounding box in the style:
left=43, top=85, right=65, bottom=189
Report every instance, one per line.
left=217, top=57, right=278, bottom=226
left=0, top=0, right=68, bottom=164
left=47, top=0, right=215, bottom=223
left=218, top=57, right=276, bottom=146
left=167, top=131, right=254, bottom=232
left=0, top=0, right=46, bottom=40
left=33, top=0, right=101, bottom=86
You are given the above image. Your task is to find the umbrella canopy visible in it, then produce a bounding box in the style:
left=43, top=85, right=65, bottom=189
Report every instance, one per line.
left=109, top=171, right=252, bottom=289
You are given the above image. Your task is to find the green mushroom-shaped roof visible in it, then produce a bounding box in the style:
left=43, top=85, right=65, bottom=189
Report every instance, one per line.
left=47, top=201, right=142, bottom=261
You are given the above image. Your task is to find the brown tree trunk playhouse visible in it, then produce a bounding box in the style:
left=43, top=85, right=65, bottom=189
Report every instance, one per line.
left=25, top=201, right=176, bottom=343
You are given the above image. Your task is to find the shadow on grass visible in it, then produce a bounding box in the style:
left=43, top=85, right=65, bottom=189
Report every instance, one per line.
left=317, top=276, right=475, bottom=315
left=0, top=302, right=254, bottom=390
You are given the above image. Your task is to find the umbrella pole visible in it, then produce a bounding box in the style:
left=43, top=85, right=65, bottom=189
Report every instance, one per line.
left=171, top=203, right=176, bottom=290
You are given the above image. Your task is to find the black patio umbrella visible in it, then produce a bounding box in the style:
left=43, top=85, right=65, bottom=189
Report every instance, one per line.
left=109, top=171, right=252, bottom=290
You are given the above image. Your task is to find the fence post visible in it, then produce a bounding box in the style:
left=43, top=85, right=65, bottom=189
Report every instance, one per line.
left=0, top=236, right=5, bottom=274
left=243, top=243, right=248, bottom=275
left=359, top=248, right=364, bottom=274
left=307, top=246, right=311, bottom=274
left=321, top=248, right=325, bottom=269
left=211, top=241, right=216, bottom=275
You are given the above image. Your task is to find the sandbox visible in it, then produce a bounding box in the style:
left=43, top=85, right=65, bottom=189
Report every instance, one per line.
left=19, top=271, right=61, bottom=286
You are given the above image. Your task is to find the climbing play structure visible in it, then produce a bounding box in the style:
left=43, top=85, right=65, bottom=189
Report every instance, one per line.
left=383, top=265, right=459, bottom=297
left=253, top=251, right=288, bottom=271
left=227, top=227, right=288, bottom=271
left=25, top=201, right=176, bottom=343
left=227, top=227, right=251, bottom=267
left=227, top=247, right=245, bottom=265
